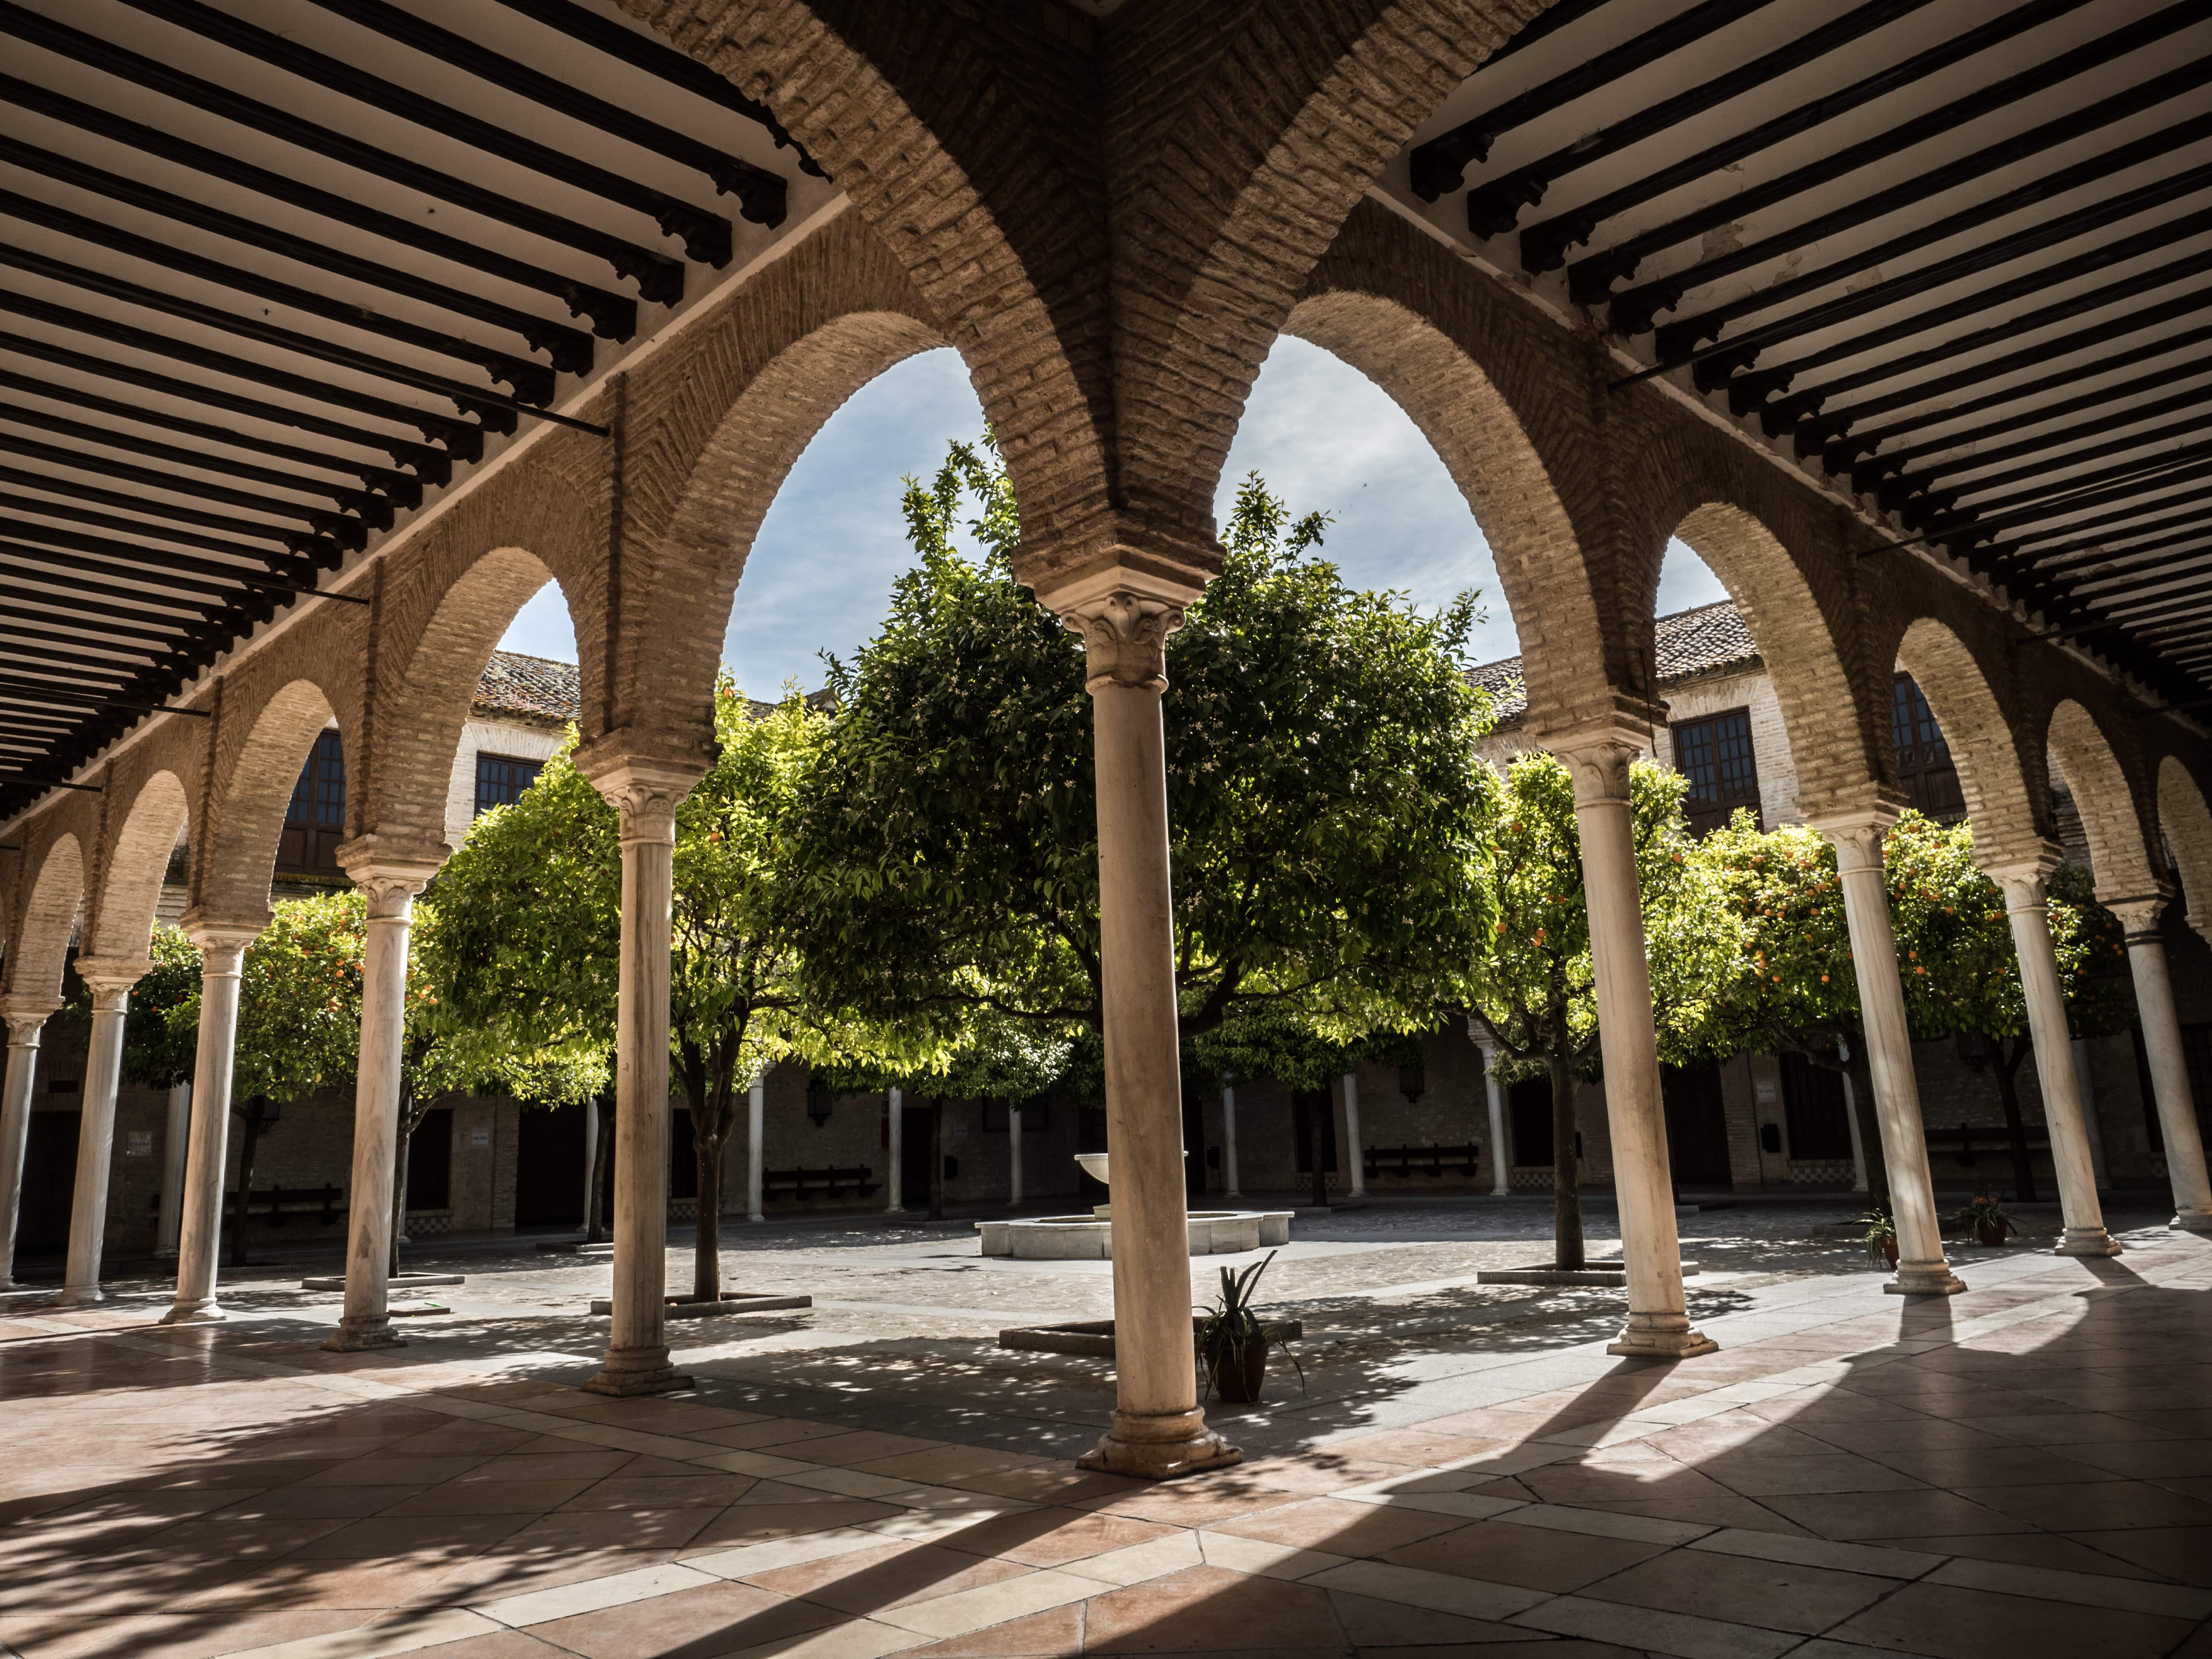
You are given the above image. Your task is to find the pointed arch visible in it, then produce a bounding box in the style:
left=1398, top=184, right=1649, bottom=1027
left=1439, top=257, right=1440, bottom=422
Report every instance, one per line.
left=2047, top=699, right=2159, bottom=901
left=1894, top=619, right=2043, bottom=865
left=2, top=834, right=83, bottom=1003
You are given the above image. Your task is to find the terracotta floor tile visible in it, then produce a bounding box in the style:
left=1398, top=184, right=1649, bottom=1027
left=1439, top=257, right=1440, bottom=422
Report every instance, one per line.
left=2063, top=1525, right=2212, bottom=1585
left=1828, top=1579, right=2197, bottom=1659
left=1757, top=1488, right=2029, bottom=1540
left=1220, top=1457, right=1406, bottom=1497
left=1955, top=1479, right=2212, bottom=1531
left=559, top=1474, right=763, bottom=1512
left=282, top=1511, right=537, bottom=1559
left=1861, top=1445, right=2134, bottom=1487
left=1208, top=1497, right=1466, bottom=1559
left=176, top=1557, right=474, bottom=1612
left=458, top=1451, right=638, bottom=1484
left=207, top=1484, right=425, bottom=1520
left=744, top=1537, right=1034, bottom=1613
left=729, top=1479, right=888, bottom=1507
left=1082, top=1563, right=1341, bottom=1653
left=848, top=1445, right=1048, bottom=1486
left=897, top=1601, right=1086, bottom=1657
left=1076, top=1484, right=1304, bottom=1528
left=1576, top=1490, right=1808, bottom=1534
left=2049, top=1438, right=2212, bottom=1480
left=297, top=1454, right=494, bottom=1487
left=526, top=1575, right=836, bottom=1659
left=954, top=1465, right=1147, bottom=1506
left=1580, top=1545, right=1889, bottom=1633
left=1885, top=1531, right=2169, bottom=1580
left=418, top=1545, right=683, bottom=1604
left=1379, top=1518, right=1665, bottom=1592
left=933, top=1506, right=1182, bottom=1568
left=0, top=1607, right=371, bottom=1658
left=503, top=1506, right=719, bottom=1551
left=1355, top=1644, right=1639, bottom=1659
left=768, top=1430, right=945, bottom=1467
left=1697, top=1451, right=1930, bottom=1497
left=699, top=1417, right=866, bottom=1451
left=1326, top=1586, right=1532, bottom=1648
left=684, top=1499, right=903, bottom=1550
left=366, top=1634, right=576, bottom=1659
left=1321, top=1428, right=1503, bottom=1468
left=384, top=1478, right=601, bottom=1516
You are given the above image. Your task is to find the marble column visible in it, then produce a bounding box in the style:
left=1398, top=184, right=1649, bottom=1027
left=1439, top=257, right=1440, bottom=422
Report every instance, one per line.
left=1555, top=727, right=1713, bottom=1358
left=2071, top=1038, right=2110, bottom=1191
left=326, top=860, right=437, bottom=1351
left=886, top=1087, right=905, bottom=1213
left=1810, top=810, right=1962, bottom=1295
left=2110, top=899, right=2212, bottom=1232
left=1220, top=1080, right=1240, bottom=1200
left=0, top=1001, right=55, bottom=1289
left=55, top=960, right=148, bottom=1306
left=1983, top=858, right=2119, bottom=1256
left=156, top=1082, right=191, bottom=1258
left=582, top=759, right=698, bottom=1395
left=1009, top=1097, right=1025, bottom=1207
left=164, top=921, right=260, bottom=1324
left=1839, top=1052, right=1870, bottom=1194
left=1471, top=1030, right=1510, bottom=1196
left=1059, top=582, right=1237, bottom=1479
left=747, top=1075, right=765, bottom=1224
left=1341, top=1071, right=1366, bottom=1200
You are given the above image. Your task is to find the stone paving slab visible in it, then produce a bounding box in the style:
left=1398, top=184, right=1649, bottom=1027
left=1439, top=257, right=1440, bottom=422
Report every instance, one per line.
left=2, top=1204, right=2209, bottom=1657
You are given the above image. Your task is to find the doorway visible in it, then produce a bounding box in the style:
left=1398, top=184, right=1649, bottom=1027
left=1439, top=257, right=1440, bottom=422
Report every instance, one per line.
left=1662, top=1062, right=1733, bottom=1188
left=900, top=1104, right=934, bottom=1207
left=1291, top=1089, right=1338, bottom=1174
left=17, top=1110, right=77, bottom=1254
left=515, top=1102, right=584, bottom=1228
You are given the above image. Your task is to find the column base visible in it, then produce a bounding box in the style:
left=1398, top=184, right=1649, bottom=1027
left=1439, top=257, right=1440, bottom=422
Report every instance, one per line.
left=1077, top=1408, right=1241, bottom=1480
left=2055, top=1228, right=2124, bottom=1257
left=2170, top=1209, right=2212, bottom=1235
left=49, top=1285, right=104, bottom=1307
left=1886, top=1259, right=1967, bottom=1295
left=322, top=1315, right=405, bottom=1353
left=1605, top=1311, right=1718, bottom=1359
left=582, top=1345, right=693, bottom=1397
left=160, top=1298, right=227, bottom=1324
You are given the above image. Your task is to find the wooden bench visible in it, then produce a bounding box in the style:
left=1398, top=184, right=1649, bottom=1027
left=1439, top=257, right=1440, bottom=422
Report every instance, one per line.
left=234, top=1185, right=347, bottom=1226
left=1927, top=1126, right=2049, bottom=1167
left=763, top=1165, right=879, bottom=1202
left=1362, top=1144, right=1481, bottom=1180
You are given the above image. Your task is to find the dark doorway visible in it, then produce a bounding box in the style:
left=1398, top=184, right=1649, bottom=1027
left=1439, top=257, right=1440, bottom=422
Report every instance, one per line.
left=1779, top=1054, right=1854, bottom=1161
left=1292, top=1089, right=1338, bottom=1174
left=901, top=1105, right=934, bottom=1206
left=1508, top=1076, right=1553, bottom=1168
left=1076, top=1103, right=1108, bottom=1205
left=1662, top=1062, right=1732, bottom=1188
left=18, top=1110, right=78, bottom=1254
left=515, top=1103, right=584, bottom=1227
left=1182, top=1089, right=1206, bottom=1197
left=669, top=1106, right=698, bottom=1200
left=406, top=1107, right=453, bottom=1211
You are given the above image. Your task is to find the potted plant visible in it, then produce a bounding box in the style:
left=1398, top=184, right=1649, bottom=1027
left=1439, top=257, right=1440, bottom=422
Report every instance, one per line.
left=1860, top=1205, right=1898, bottom=1269
left=1953, top=1194, right=2016, bottom=1247
left=1195, top=1252, right=1303, bottom=1404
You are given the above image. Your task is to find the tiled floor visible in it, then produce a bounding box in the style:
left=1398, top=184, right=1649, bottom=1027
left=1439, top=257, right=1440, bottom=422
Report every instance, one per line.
left=3, top=1217, right=2210, bottom=1658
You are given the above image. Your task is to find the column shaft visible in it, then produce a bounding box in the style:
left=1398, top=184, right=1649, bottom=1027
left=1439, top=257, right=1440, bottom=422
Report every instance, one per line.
left=1062, top=586, right=1235, bottom=1479
left=1342, top=1071, right=1366, bottom=1200
left=156, top=1082, right=191, bottom=1257
left=58, top=970, right=141, bottom=1305
left=747, top=1077, right=765, bottom=1223
left=1009, top=1097, right=1024, bottom=1206
left=1991, top=868, right=2116, bottom=1255
left=2071, top=1039, right=2110, bottom=1191
left=1815, top=816, right=1962, bottom=1295
left=1474, top=1034, right=1510, bottom=1196
left=1559, top=738, right=1711, bottom=1359
left=2115, top=905, right=2212, bottom=1230
left=887, top=1087, right=904, bottom=1213
left=0, top=1012, right=49, bottom=1288
left=1220, top=1083, right=1240, bottom=1199
left=327, top=872, right=428, bottom=1351
left=581, top=760, right=694, bottom=1397
left=165, top=931, right=252, bottom=1323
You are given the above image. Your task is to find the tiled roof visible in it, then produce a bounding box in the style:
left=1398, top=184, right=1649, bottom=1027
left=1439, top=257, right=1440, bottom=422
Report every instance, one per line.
left=1471, top=599, right=1760, bottom=726
left=473, top=652, right=581, bottom=724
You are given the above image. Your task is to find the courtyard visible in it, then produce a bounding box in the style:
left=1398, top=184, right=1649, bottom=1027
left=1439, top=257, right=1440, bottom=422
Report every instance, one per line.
left=5, top=1200, right=2209, bottom=1659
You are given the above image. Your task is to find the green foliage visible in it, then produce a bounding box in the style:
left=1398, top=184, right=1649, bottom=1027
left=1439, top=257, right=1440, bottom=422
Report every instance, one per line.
left=69, top=924, right=203, bottom=1091
left=1951, top=1193, right=2016, bottom=1241
left=1694, top=817, right=1859, bottom=1058
left=782, top=441, right=1499, bottom=1079
left=1860, top=1203, right=1896, bottom=1265
left=227, top=891, right=370, bottom=1105
left=1194, top=1250, right=1302, bottom=1394
left=1465, top=753, right=1735, bottom=1070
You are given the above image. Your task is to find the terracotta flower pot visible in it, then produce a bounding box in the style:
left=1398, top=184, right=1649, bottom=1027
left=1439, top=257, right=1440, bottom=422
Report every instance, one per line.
left=1976, top=1221, right=2008, bottom=1247
left=1210, top=1342, right=1268, bottom=1404
left=1882, top=1237, right=1900, bottom=1269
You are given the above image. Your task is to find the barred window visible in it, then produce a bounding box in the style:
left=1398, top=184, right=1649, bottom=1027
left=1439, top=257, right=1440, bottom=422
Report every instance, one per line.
left=1672, top=707, right=1761, bottom=836
left=1892, top=675, right=1966, bottom=821
left=474, top=753, right=544, bottom=815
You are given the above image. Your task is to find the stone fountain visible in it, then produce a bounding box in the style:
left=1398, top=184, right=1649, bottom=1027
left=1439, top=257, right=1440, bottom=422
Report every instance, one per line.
left=975, top=1152, right=1291, bottom=1260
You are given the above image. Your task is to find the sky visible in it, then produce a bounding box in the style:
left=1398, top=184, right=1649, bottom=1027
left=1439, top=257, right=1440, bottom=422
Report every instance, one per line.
left=497, top=339, right=1730, bottom=683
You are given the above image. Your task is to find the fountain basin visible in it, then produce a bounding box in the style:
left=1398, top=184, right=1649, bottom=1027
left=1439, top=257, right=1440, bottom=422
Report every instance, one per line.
left=977, top=1209, right=1292, bottom=1260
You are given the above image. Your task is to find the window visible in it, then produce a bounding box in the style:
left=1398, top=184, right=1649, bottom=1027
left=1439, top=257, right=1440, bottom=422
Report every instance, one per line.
left=1779, top=1052, right=1855, bottom=1161
left=474, top=752, right=543, bottom=815
left=1672, top=707, right=1761, bottom=836
left=278, top=730, right=346, bottom=873
left=1892, top=675, right=1966, bottom=821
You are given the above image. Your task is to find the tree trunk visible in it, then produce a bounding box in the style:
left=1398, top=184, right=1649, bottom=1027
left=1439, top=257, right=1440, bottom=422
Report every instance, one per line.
left=928, top=1099, right=945, bottom=1222
left=233, top=1098, right=268, bottom=1269
left=1993, top=1039, right=2038, bottom=1202
left=1549, top=1055, right=1583, bottom=1271
left=693, top=1128, right=723, bottom=1303
left=1840, top=1041, right=1889, bottom=1209
left=585, top=1096, right=613, bottom=1243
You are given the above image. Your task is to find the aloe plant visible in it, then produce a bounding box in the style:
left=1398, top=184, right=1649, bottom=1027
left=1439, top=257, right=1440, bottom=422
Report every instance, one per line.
left=1194, top=1251, right=1303, bottom=1397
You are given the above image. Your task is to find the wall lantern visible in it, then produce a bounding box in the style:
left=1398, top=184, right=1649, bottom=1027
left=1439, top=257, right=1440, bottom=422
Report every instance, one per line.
left=1398, top=1059, right=1426, bottom=1103
left=806, top=1076, right=833, bottom=1128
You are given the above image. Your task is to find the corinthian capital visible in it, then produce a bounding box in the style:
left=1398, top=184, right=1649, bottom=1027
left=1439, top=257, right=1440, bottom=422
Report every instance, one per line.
left=1058, top=589, right=1186, bottom=693
left=1807, top=803, right=1902, bottom=876
left=338, top=840, right=444, bottom=920
left=1976, top=847, right=2061, bottom=913
left=1545, top=714, right=1653, bottom=808
left=582, top=756, right=701, bottom=844
left=2106, top=895, right=2165, bottom=941
left=72, top=955, right=151, bottom=1004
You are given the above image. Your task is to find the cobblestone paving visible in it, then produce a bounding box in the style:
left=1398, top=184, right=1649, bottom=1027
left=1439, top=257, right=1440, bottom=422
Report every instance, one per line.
left=4, top=1199, right=2205, bottom=1658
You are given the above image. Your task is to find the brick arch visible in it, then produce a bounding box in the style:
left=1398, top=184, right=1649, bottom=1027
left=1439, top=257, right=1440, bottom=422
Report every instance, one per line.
left=1280, top=288, right=1616, bottom=731
left=1662, top=502, right=1880, bottom=821
left=617, top=303, right=949, bottom=755
left=615, top=2, right=1115, bottom=550
left=84, top=770, right=190, bottom=965
left=2159, top=756, right=2212, bottom=938
left=1894, top=617, right=2045, bottom=867
left=363, top=548, right=572, bottom=860
left=195, top=679, right=346, bottom=926
left=2, top=832, right=82, bottom=1003
left=2047, top=699, right=2160, bottom=902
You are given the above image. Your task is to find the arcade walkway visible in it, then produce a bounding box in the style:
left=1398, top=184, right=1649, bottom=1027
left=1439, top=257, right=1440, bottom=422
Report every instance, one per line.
left=3, top=1225, right=2209, bottom=1659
